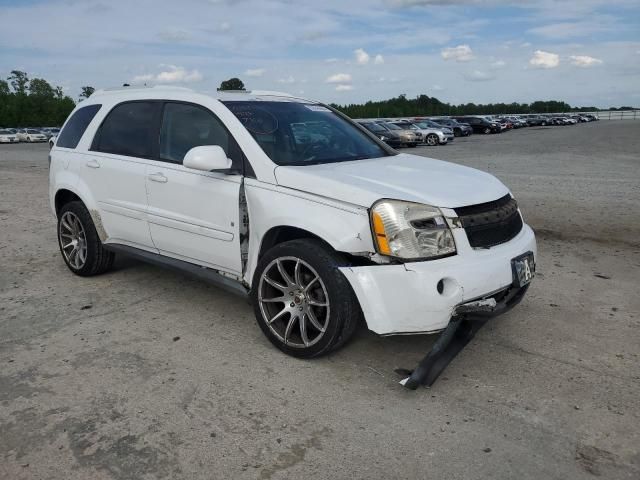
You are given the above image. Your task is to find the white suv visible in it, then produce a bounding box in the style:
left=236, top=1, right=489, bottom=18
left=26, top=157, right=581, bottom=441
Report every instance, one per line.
left=49, top=86, right=536, bottom=387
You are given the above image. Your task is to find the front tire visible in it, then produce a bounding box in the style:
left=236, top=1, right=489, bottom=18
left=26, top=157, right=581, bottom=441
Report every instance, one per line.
left=483, top=127, right=491, bottom=134
left=251, top=239, right=361, bottom=358
left=57, top=201, right=114, bottom=276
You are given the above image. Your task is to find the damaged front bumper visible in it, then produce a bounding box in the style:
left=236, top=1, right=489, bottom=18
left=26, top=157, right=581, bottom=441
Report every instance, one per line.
left=397, top=283, right=529, bottom=389
left=339, top=224, right=536, bottom=336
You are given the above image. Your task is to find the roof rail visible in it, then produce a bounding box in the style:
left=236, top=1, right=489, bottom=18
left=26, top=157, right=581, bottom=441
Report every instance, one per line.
left=93, top=85, right=193, bottom=95
left=217, top=89, right=294, bottom=97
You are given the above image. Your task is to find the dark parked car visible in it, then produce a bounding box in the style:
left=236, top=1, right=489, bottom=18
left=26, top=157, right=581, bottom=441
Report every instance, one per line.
left=453, top=116, right=501, bottom=134
left=525, top=116, right=551, bottom=127
left=357, top=121, right=402, bottom=147
left=430, top=118, right=473, bottom=137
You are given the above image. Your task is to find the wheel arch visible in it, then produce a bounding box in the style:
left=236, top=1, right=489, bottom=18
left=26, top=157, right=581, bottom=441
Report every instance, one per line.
left=54, top=188, right=83, bottom=215
left=53, top=185, right=107, bottom=241
left=258, top=226, right=333, bottom=261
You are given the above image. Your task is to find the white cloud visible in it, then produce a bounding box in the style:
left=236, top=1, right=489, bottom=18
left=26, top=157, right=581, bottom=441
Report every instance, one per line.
left=277, top=75, right=296, bottom=84
left=432, top=84, right=444, bottom=91
left=464, top=70, right=495, bottom=81
left=374, top=54, right=385, bottom=65
left=335, top=84, right=353, bottom=91
left=245, top=68, right=265, bottom=77
left=529, top=50, right=560, bottom=69
left=491, top=59, right=506, bottom=68
left=441, top=44, right=473, bottom=62
left=133, top=65, right=203, bottom=84
left=569, top=55, right=603, bottom=67
left=326, top=73, right=352, bottom=83
left=354, top=48, right=370, bottom=65
left=325, top=58, right=339, bottom=63
left=218, top=22, right=231, bottom=32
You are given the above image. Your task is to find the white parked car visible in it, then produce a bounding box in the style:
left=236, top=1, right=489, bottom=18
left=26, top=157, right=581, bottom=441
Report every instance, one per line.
left=49, top=86, right=536, bottom=388
left=0, top=129, right=20, bottom=143
left=17, top=128, right=48, bottom=142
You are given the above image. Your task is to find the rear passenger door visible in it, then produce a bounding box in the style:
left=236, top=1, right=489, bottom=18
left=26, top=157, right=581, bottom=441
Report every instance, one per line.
left=144, top=102, right=243, bottom=275
left=86, top=101, right=161, bottom=250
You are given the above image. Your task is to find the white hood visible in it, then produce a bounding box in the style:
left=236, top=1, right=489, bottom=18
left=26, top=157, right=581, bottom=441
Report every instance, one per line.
left=274, top=153, right=510, bottom=209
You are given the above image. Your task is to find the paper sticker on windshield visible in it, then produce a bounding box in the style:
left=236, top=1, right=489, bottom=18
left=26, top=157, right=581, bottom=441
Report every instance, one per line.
left=304, top=105, right=331, bottom=112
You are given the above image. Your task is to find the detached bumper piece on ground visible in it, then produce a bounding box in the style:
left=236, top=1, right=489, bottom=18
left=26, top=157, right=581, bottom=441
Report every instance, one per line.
left=396, top=284, right=529, bottom=390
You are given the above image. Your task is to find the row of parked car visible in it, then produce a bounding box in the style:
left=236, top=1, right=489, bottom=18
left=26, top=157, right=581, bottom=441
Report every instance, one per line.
left=0, top=127, right=60, bottom=144
left=355, top=113, right=600, bottom=148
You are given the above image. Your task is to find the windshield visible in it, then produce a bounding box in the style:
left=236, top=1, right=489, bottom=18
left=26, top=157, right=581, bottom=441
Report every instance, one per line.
left=222, top=101, right=390, bottom=166
left=0, top=130, right=12, bottom=134
left=27, top=129, right=40, bottom=134
left=382, top=122, right=402, bottom=131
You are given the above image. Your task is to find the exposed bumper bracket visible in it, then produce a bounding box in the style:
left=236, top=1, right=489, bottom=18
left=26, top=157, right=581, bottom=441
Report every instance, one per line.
left=396, top=284, right=529, bottom=390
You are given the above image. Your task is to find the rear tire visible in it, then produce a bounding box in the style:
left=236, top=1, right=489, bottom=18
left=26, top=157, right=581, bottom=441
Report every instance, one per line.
left=57, top=201, right=114, bottom=276
left=251, top=239, right=362, bottom=358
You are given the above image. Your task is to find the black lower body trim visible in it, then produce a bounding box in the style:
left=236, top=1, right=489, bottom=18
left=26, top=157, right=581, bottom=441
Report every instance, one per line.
left=397, top=284, right=529, bottom=389
left=103, top=243, right=249, bottom=298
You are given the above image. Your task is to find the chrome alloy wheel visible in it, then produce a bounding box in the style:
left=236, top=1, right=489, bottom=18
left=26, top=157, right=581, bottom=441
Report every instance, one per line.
left=426, top=134, right=438, bottom=146
left=59, top=211, right=88, bottom=270
left=258, top=257, right=330, bottom=348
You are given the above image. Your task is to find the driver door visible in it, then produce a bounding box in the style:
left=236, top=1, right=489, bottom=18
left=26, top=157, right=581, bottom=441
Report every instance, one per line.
left=145, top=102, right=243, bottom=275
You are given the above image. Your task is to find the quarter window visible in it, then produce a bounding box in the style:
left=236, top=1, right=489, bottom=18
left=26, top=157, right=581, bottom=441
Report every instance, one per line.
left=160, top=103, right=230, bottom=164
left=94, top=101, right=160, bottom=158
left=57, top=104, right=101, bottom=149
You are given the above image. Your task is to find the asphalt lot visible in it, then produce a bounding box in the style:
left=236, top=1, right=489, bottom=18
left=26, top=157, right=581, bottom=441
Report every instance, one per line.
left=1, top=121, right=639, bottom=480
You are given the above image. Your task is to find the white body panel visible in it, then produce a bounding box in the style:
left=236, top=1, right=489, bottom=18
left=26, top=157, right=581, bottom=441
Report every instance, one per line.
left=274, top=153, right=510, bottom=208
left=145, top=161, right=242, bottom=274
left=80, top=151, right=155, bottom=250
left=243, top=179, right=373, bottom=285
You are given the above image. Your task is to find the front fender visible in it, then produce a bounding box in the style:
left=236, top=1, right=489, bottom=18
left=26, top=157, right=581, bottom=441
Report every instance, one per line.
left=244, top=181, right=375, bottom=286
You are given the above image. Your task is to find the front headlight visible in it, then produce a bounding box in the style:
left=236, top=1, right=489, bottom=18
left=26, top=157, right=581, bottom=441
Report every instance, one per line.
left=379, top=135, right=388, bottom=141
left=371, top=199, right=456, bottom=260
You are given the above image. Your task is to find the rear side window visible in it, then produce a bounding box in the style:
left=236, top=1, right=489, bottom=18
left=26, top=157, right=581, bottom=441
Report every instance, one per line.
left=93, top=101, right=161, bottom=158
left=160, top=102, right=230, bottom=163
left=57, top=104, right=101, bottom=149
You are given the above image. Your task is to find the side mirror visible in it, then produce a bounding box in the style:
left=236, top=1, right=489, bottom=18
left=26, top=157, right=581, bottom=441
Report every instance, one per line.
left=183, top=145, right=232, bottom=172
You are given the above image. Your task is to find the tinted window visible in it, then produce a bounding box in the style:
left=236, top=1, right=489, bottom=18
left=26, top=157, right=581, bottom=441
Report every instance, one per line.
left=223, top=101, right=389, bottom=166
left=361, top=123, right=385, bottom=133
left=57, top=104, right=101, bottom=149
left=95, top=101, right=160, bottom=158
left=160, top=103, right=230, bottom=163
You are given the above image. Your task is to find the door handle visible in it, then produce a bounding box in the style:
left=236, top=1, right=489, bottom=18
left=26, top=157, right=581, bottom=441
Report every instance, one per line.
left=86, top=159, right=100, bottom=169
left=148, top=172, right=168, bottom=183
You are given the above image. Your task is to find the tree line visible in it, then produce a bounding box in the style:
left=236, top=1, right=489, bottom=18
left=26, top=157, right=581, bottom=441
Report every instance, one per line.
left=329, top=94, right=607, bottom=118
left=0, top=71, right=96, bottom=127
left=1, top=72, right=627, bottom=127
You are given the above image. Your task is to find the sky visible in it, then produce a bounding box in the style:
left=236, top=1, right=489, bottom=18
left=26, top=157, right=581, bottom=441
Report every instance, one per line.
left=0, top=0, right=639, bottom=107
